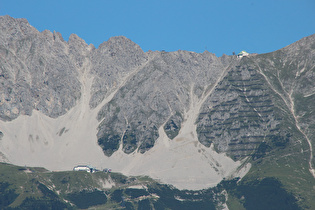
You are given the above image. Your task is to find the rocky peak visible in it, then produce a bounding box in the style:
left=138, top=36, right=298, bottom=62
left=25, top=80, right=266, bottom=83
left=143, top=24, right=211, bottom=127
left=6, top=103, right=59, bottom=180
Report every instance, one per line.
left=68, top=33, right=88, bottom=48
left=0, top=15, right=38, bottom=48
left=53, top=31, right=64, bottom=42
left=1, top=15, right=314, bottom=169
left=95, top=36, right=147, bottom=67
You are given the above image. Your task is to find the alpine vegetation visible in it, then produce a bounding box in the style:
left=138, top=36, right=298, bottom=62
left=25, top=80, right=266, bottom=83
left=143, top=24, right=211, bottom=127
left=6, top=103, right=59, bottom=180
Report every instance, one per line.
left=0, top=15, right=315, bottom=209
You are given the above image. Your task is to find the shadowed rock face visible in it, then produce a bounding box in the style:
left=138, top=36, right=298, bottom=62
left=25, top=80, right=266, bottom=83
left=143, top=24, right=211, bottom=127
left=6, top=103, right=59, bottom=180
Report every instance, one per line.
left=96, top=50, right=230, bottom=156
left=0, top=15, right=314, bottom=165
left=196, top=62, right=280, bottom=159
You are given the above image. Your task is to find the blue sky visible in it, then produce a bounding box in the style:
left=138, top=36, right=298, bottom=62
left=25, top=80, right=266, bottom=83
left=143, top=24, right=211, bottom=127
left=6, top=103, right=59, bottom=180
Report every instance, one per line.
left=0, top=0, right=314, bottom=56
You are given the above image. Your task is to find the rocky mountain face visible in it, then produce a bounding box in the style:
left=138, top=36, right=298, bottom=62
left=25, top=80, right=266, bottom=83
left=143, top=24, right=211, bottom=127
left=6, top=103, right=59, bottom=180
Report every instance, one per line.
left=1, top=15, right=315, bottom=208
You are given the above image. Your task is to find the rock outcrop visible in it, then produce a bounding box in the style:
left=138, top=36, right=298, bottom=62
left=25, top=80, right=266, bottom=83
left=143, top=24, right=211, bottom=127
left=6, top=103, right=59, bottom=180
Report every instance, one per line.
left=1, top=16, right=314, bottom=164
left=1, top=15, right=315, bottom=208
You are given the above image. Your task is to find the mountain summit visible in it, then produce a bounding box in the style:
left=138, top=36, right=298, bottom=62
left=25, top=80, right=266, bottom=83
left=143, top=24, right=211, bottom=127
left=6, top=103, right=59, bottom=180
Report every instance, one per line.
left=0, top=15, right=315, bottom=208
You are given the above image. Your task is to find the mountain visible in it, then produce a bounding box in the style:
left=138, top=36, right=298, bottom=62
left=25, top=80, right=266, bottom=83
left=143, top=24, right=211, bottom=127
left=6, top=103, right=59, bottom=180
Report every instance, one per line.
left=0, top=15, right=314, bottom=209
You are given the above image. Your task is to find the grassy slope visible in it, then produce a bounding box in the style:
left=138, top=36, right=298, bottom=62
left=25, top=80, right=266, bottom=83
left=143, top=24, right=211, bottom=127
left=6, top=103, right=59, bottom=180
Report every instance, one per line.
left=1, top=161, right=305, bottom=209
left=227, top=49, right=315, bottom=209
left=0, top=163, right=221, bottom=209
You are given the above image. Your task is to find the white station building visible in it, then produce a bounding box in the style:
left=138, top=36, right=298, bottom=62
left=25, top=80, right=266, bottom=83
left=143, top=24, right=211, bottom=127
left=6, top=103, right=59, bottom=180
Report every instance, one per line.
left=73, top=165, right=95, bottom=173
left=237, top=50, right=249, bottom=58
